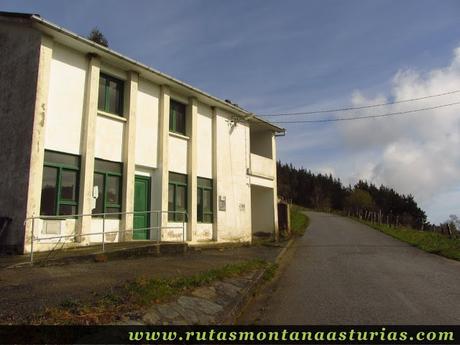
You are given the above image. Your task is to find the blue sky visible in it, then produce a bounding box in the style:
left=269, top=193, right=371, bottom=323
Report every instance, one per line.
left=1, top=0, right=460, bottom=223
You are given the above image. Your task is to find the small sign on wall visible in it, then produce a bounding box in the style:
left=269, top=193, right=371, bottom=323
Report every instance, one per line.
left=219, top=196, right=226, bottom=211
left=239, top=203, right=245, bottom=211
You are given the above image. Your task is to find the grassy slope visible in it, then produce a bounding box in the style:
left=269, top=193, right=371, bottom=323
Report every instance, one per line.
left=362, top=221, right=460, bottom=261
left=290, top=205, right=310, bottom=236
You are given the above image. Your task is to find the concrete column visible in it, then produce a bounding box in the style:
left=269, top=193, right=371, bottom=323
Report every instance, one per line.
left=158, top=86, right=170, bottom=231
left=271, top=133, right=279, bottom=241
left=187, top=98, right=198, bottom=241
left=211, top=107, right=219, bottom=241
left=24, top=35, right=53, bottom=251
left=121, top=71, right=139, bottom=241
left=78, top=54, right=101, bottom=241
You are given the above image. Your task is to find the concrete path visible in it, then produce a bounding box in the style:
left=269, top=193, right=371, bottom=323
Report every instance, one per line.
left=239, top=211, right=460, bottom=324
left=0, top=244, right=282, bottom=323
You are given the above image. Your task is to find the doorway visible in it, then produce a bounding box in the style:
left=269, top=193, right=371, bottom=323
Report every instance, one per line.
left=133, top=175, right=150, bottom=240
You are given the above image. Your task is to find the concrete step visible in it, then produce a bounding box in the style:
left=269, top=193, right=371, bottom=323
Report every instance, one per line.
left=1, top=241, right=188, bottom=268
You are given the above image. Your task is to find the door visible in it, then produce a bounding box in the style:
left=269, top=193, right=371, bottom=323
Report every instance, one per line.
left=133, top=175, right=150, bottom=240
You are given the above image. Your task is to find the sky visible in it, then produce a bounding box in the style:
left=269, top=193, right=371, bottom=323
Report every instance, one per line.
left=1, top=0, right=459, bottom=223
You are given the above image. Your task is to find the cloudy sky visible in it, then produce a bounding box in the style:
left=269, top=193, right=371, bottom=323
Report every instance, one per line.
left=1, top=0, right=459, bottom=223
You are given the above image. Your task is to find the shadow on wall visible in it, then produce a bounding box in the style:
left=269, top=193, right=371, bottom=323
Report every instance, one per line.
left=0, top=217, right=13, bottom=254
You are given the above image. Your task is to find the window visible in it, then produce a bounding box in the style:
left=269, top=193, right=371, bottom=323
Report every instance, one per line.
left=40, top=150, right=80, bottom=217
left=169, top=100, right=186, bottom=135
left=98, top=73, right=124, bottom=116
left=93, top=159, right=123, bottom=218
left=197, top=177, right=213, bottom=223
left=168, top=172, right=187, bottom=222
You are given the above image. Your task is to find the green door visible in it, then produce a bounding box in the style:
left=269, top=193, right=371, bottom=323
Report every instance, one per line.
left=133, top=176, right=150, bottom=240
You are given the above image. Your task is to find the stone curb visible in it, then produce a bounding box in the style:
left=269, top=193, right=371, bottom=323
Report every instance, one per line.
left=117, top=237, right=298, bottom=326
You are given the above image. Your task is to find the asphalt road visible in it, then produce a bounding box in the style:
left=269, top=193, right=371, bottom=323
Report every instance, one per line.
left=239, top=211, right=460, bottom=324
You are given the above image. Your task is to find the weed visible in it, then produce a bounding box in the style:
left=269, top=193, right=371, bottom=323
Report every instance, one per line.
left=262, top=263, right=278, bottom=281
left=37, top=258, right=269, bottom=324
left=290, top=205, right=310, bottom=236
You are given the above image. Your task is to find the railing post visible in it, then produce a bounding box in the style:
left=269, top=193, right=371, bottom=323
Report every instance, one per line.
left=30, top=218, right=35, bottom=265
left=157, top=211, right=160, bottom=244
left=102, top=213, right=106, bottom=252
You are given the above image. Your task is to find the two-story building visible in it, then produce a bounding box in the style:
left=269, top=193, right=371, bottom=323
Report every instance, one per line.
left=0, top=11, right=284, bottom=254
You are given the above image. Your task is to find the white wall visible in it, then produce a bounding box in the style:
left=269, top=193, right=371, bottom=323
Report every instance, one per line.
left=250, top=129, right=273, bottom=158
left=215, top=109, right=252, bottom=242
left=250, top=153, right=275, bottom=180
left=94, top=115, right=124, bottom=162
left=197, top=102, right=213, bottom=179
left=89, top=218, right=120, bottom=243
left=168, top=135, right=188, bottom=174
left=45, top=43, right=86, bottom=155
left=135, top=78, right=159, bottom=168
left=196, top=223, right=213, bottom=241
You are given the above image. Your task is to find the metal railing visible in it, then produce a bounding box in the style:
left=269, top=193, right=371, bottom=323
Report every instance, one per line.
left=24, top=210, right=187, bottom=264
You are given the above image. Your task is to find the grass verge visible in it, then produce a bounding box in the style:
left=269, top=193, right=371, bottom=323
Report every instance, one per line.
left=362, top=221, right=460, bottom=261
left=37, top=259, right=270, bottom=325
left=290, top=205, right=310, bottom=236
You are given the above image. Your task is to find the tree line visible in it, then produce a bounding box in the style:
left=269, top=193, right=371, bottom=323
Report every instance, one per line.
left=277, top=162, right=427, bottom=229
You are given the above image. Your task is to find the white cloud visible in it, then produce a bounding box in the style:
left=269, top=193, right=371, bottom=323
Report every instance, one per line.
left=336, top=46, right=460, bottom=220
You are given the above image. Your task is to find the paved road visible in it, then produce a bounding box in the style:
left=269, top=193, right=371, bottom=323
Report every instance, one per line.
left=239, top=211, right=460, bottom=324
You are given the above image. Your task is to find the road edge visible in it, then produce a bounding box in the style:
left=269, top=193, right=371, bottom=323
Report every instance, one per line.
left=223, top=236, right=297, bottom=324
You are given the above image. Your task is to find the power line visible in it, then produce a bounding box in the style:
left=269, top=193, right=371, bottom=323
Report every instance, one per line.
left=259, top=89, right=460, bottom=117
left=271, top=101, right=460, bottom=124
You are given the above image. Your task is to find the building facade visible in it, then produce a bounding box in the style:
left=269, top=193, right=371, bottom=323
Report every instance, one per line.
left=0, top=12, right=284, bottom=254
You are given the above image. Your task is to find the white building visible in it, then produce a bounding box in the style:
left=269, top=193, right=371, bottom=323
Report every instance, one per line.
left=0, top=12, right=284, bottom=254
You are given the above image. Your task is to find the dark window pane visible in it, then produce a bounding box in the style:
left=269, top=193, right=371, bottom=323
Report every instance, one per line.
left=168, top=184, right=174, bottom=221
left=59, top=204, right=76, bottom=216
left=40, top=166, right=58, bottom=216
left=203, top=189, right=212, bottom=212
left=98, top=75, right=106, bottom=111
left=176, top=212, right=186, bottom=222
left=198, top=190, right=202, bottom=222
left=106, top=207, right=121, bottom=218
left=197, top=177, right=212, bottom=188
left=94, top=159, right=122, bottom=174
left=170, top=100, right=186, bottom=134
left=175, top=111, right=185, bottom=134
left=169, top=172, right=187, bottom=184
left=93, top=173, right=104, bottom=214
left=106, top=175, right=120, bottom=204
left=176, top=185, right=186, bottom=211
left=203, top=214, right=213, bottom=223
left=197, top=188, right=203, bottom=222
left=60, top=170, right=78, bottom=201
left=44, top=151, right=80, bottom=168
left=169, top=108, right=174, bottom=132
left=108, top=79, right=123, bottom=115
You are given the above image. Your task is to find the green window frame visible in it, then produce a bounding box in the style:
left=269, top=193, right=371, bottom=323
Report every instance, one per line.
left=197, top=177, right=213, bottom=223
left=93, top=158, right=123, bottom=219
left=98, top=73, right=124, bottom=116
left=40, top=150, right=80, bottom=217
left=168, top=172, right=188, bottom=222
left=169, top=99, right=186, bottom=135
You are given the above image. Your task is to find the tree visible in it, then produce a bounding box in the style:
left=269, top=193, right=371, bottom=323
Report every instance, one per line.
left=87, top=27, right=109, bottom=47
left=447, top=215, right=460, bottom=232
left=344, top=188, right=375, bottom=215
